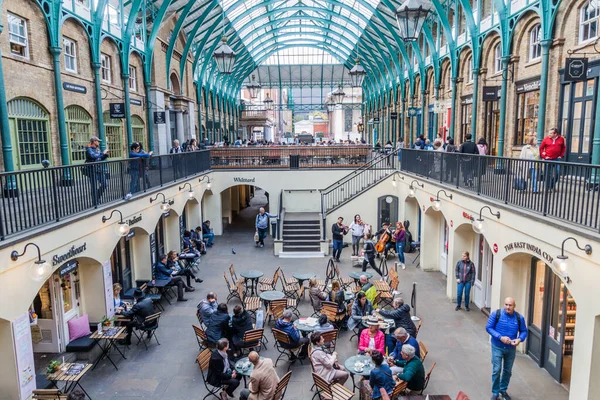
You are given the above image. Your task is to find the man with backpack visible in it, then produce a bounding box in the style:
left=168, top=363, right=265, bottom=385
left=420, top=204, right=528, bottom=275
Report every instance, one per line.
left=485, top=297, right=527, bottom=400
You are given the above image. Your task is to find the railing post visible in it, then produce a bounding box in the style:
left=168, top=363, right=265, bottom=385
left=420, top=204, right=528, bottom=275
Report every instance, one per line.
left=52, top=169, right=60, bottom=222
left=503, top=158, right=511, bottom=204
left=119, top=161, right=126, bottom=199
left=476, top=157, right=482, bottom=195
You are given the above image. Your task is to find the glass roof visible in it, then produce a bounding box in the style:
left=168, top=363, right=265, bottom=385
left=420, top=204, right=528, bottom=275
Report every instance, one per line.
left=263, top=48, right=341, bottom=65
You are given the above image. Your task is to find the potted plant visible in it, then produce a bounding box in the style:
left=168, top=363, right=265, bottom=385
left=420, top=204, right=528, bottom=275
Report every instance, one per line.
left=46, top=360, right=60, bottom=374
left=100, top=315, right=115, bottom=328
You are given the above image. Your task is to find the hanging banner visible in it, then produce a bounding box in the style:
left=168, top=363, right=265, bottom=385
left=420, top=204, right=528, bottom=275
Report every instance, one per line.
left=109, top=103, right=125, bottom=119
left=564, top=58, right=588, bottom=82
left=373, top=117, right=380, bottom=124
left=13, top=313, right=36, bottom=400
left=390, top=112, right=398, bottom=120
left=154, top=111, right=166, bottom=124
left=483, top=86, right=500, bottom=102
left=102, top=260, right=115, bottom=319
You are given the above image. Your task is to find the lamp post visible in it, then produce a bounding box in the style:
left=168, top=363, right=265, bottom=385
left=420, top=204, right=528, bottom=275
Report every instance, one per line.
left=213, top=36, right=236, bottom=74
left=101, top=209, right=131, bottom=237
left=471, top=206, right=501, bottom=234
left=179, top=182, right=195, bottom=199
left=264, top=92, right=273, bottom=111
left=392, top=173, right=404, bottom=187
left=11, top=243, right=50, bottom=282
left=556, top=237, right=592, bottom=283
left=149, top=192, right=171, bottom=213
left=395, top=0, right=433, bottom=42
left=349, top=58, right=367, bottom=88
left=247, top=75, right=261, bottom=99
left=332, top=86, right=346, bottom=105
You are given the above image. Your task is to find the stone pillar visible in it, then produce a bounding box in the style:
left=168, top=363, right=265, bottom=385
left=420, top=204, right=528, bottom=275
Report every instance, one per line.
left=536, top=40, right=553, bottom=144
left=50, top=47, right=70, bottom=167
left=176, top=109, right=185, bottom=143
left=497, top=56, right=511, bottom=156
left=91, top=62, right=106, bottom=149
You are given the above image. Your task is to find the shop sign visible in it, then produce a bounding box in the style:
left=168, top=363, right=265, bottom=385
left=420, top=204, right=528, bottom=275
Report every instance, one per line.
left=234, top=177, right=256, bottom=183
left=407, top=107, right=419, bottom=117
left=127, top=214, right=142, bottom=226
left=130, top=98, right=142, bottom=106
left=154, top=111, right=166, bottom=124
left=516, top=78, right=541, bottom=93
left=373, top=117, right=380, bottom=124
left=109, top=103, right=125, bottom=119
left=163, top=211, right=170, bottom=218
left=564, top=58, right=588, bottom=82
left=63, top=82, right=87, bottom=94
left=168, top=199, right=175, bottom=206
left=12, top=313, right=36, bottom=400
left=461, top=96, right=473, bottom=105
left=483, top=86, right=500, bottom=102
left=503, top=241, right=554, bottom=263
left=52, top=243, right=87, bottom=266
left=149, top=232, right=157, bottom=265
left=493, top=243, right=498, bottom=253
left=462, top=211, right=474, bottom=221
left=125, top=230, right=135, bottom=241
left=390, top=112, right=398, bottom=120
left=102, top=260, right=114, bottom=319
left=450, top=220, right=453, bottom=227
left=59, top=260, right=79, bottom=277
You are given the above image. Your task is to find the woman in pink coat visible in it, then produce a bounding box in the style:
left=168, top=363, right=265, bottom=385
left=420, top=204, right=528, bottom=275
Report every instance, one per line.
left=358, top=317, right=385, bottom=355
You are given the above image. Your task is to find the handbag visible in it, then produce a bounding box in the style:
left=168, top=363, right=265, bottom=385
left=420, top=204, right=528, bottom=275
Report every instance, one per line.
left=253, top=231, right=259, bottom=242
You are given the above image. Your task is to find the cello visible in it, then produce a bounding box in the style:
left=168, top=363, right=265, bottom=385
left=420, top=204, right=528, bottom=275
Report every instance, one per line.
left=375, top=225, right=391, bottom=253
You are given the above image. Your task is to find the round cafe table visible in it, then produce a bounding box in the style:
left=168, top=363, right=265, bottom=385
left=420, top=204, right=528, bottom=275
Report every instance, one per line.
left=240, top=270, right=264, bottom=296
left=293, top=319, right=316, bottom=336
left=348, top=271, right=373, bottom=288
left=344, top=355, right=374, bottom=396
left=259, top=290, right=285, bottom=310
left=234, top=356, right=264, bottom=387
left=292, top=272, right=316, bottom=298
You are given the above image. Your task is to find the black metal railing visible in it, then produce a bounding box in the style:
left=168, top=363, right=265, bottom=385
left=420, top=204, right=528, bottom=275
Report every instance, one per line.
left=0, top=150, right=211, bottom=241
left=321, top=148, right=400, bottom=214
left=400, top=148, right=600, bottom=232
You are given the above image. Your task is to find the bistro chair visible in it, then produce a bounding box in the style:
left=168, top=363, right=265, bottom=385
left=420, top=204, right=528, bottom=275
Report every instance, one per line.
left=229, top=264, right=244, bottom=286
left=333, top=264, right=354, bottom=291
left=192, top=324, right=213, bottom=352
left=237, top=282, right=261, bottom=320
left=133, top=312, right=161, bottom=350
left=390, top=380, right=408, bottom=400
left=259, top=267, right=280, bottom=291
left=321, top=301, right=345, bottom=327
left=416, top=319, right=423, bottom=335
left=278, top=268, right=300, bottom=299
left=309, top=293, right=321, bottom=318
left=311, top=372, right=354, bottom=400
left=237, top=328, right=265, bottom=356
left=196, top=309, right=206, bottom=329
left=32, top=389, right=66, bottom=400
left=273, top=370, right=293, bottom=400
left=197, top=348, right=227, bottom=400
left=269, top=299, right=287, bottom=323
left=272, top=328, right=304, bottom=370
left=140, top=283, right=164, bottom=311
left=223, top=272, right=241, bottom=303
left=420, top=362, right=437, bottom=394
left=419, top=340, right=428, bottom=362
left=320, top=329, right=339, bottom=354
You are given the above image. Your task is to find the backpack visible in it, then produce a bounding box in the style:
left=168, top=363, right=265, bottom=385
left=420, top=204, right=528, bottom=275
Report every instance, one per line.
left=403, top=220, right=415, bottom=253
left=494, top=309, right=522, bottom=332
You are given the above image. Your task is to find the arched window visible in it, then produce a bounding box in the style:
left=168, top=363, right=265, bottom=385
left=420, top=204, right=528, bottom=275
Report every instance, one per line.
left=466, top=56, right=474, bottom=83
left=494, top=44, right=502, bottom=74
left=529, top=24, right=542, bottom=61
left=170, top=73, right=181, bottom=94
left=580, top=1, right=600, bottom=43
left=8, top=98, right=51, bottom=169
left=132, top=115, right=146, bottom=149
left=102, top=111, right=124, bottom=158
left=66, top=105, right=92, bottom=163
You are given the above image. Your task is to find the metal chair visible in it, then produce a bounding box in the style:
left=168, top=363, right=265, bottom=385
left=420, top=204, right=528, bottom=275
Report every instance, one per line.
left=311, top=372, right=354, bottom=400
left=273, top=370, right=293, bottom=400
left=420, top=362, right=437, bottom=394
left=419, top=340, right=428, bottom=362
left=237, top=328, right=265, bottom=356
left=321, top=301, right=345, bottom=327
left=223, top=272, right=241, bottom=303
left=229, top=264, right=244, bottom=286
left=196, top=309, right=207, bottom=329
left=140, top=282, right=164, bottom=311
left=279, top=269, right=301, bottom=300
left=133, top=312, right=161, bottom=350
left=416, top=319, right=423, bottom=335
left=320, top=329, right=339, bottom=354
left=272, top=328, right=304, bottom=370
left=259, top=267, right=280, bottom=291
left=269, top=299, right=287, bottom=323
left=237, top=282, right=261, bottom=319
left=390, top=380, right=408, bottom=400
left=196, top=348, right=227, bottom=400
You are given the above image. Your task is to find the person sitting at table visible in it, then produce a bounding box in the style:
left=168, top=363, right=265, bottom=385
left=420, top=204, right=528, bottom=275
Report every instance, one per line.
left=329, top=280, right=347, bottom=320
left=274, top=309, right=310, bottom=359
left=314, top=314, right=335, bottom=333
left=182, top=231, right=204, bottom=259
left=309, top=332, right=349, bottom=385
left=387, top=328, right=420, bottom=374
left=207, top=338, right=241, bottom=400
left=376, top=297, right=418, bottom=351
left=231, top=305, right=254, bottom=354
left=167, top=250, right=202, bottom=287
left=395, top=344, right=425, bottom=393
left=368, top=350, right=396, bottom=400
left=206, top=303, right=232, bottom=345
left=120, top=288, right=154, bottom=345
left=113, top=283, right=126, bottom=314
left=349, top=292, right=374, bottom=333
left=358, top=275, right=374, bottom=292
left=154, top=254, right=193, bottom=302
left=358, top=317, right=385, bottom=355
left=239, top=351, right=279, bottom=400
left=198, top=292, right=218, bottom=323
left=309, top=277, right=328, bottom=312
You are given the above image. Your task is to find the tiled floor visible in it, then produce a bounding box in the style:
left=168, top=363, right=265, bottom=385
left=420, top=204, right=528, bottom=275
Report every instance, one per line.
left=63, top=190, right=568, bottom=400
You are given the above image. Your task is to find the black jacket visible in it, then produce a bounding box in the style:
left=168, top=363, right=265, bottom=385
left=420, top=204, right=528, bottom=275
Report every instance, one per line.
left=202, top=222, right=210, bottom=235
left=378, top=304, right=417, bottom=337
left=459, top=141, right=479, bottom=155
left=329, top=290, right=346, bottom=313
left=206, top=311, right=230, bottom=344
left=231, top=311, right=253, bottom=343
left=331, top=223, right=348, bottom=241
left=207, top=350, right=234, bottom=387
left=123, top=297, right=154, bottom=326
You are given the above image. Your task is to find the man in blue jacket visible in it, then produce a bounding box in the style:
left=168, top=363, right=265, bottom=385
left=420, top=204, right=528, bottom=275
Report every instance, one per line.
left=154, top=254, right=193, bottom=302
left=128, top=142, right=152, bottom=195
left=274, top=309, right=309, bottom=358
left=255, top=207, right=276, bottom=248
left=485, top=297, right=527, bottom=400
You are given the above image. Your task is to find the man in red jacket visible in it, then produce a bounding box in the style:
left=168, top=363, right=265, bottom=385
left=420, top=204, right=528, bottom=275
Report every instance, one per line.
left=539, top=128, right=566, bottom=191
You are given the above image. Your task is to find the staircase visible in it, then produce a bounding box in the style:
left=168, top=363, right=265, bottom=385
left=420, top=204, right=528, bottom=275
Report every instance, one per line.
left=280, top=213, right=323, bottom=257
left=321, top=148, right=399, bottom=214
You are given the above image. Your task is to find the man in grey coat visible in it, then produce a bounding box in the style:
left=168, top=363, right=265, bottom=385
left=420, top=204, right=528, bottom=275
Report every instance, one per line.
left=455, top=251, right=476, bottom=311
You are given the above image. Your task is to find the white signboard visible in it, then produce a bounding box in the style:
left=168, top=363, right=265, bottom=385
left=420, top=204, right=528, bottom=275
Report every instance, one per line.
left=12, top=313, right=36, bottom=399
left=102, top=260, right=115, bottom=318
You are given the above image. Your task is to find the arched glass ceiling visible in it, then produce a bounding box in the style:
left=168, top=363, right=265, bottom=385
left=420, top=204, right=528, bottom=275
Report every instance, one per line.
left=263, top=47, right=341, bottom=65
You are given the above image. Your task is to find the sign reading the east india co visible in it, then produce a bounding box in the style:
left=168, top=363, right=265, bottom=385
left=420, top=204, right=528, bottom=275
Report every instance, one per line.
left=504, top=241, right=553, bottom=264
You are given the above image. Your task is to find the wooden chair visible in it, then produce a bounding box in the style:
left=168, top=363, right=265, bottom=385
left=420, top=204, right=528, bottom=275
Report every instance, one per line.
left=133, top=312, right=161, bottom=350
left=259, top=267, right=280, bottom=291
left=197, top=348, right=227, bottom=400
left=196, top=309, right=206, bottom=329
left=420, top=362, right=437, bottom=394
left=416, top=319, right=423, bottom=335
left=273, top=370, right=293, bottom=400
left=237, top=328, right=265, bottom=356
left=192, top=324, right=213, bottom=351
left=272, top=328, right=304, bottom=370
left=320, top=329, right=339, bottom=354
left=229, top=264, right=244, bottom=286
left=418, top=340, right=428, bottom=362
left=455, top=391, right=471, bottom=400
left=278, top=268, right=301, bottom=299
left=311, top=372, right=354, bottom=400
left=223, top=272, right=241, bottom=303
left=269, top=298, right=287, bottom=319
left=237, top=282, right=261, bottom=318
left=390, top=380, right=408, bottom=400
left=32, top=390, right=66, bottom=400
left=334, top=264, right=354, bottom=291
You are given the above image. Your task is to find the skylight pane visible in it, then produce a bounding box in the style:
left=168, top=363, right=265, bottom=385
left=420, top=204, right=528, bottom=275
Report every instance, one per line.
left=263, top=47, right=339, bottom=65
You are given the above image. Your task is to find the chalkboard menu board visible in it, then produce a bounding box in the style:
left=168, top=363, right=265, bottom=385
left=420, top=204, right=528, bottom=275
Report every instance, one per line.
left=149, top=232, right=157, bottom=268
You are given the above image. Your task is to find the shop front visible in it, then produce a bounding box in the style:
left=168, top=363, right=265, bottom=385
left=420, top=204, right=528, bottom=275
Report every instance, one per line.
left=110, top=235, right=133, bottom=293
left=460, top=95, right=473, bottom=142
left=514, top=77, right=541, bottom=146
left=150, top=216, right=166, bottom=268
left=527, top=257, right=576, bottom=389
left=482, top=86, right=501, bottom=155
left=472, top=235, right=493, bottom=312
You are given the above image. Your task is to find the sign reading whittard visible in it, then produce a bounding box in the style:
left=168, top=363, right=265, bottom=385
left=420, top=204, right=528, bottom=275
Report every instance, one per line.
left=234, top=177, right=256, bottom=183
left=52, top=243, right=87, bottom=266
left=504, top=241, right=554, bottom=264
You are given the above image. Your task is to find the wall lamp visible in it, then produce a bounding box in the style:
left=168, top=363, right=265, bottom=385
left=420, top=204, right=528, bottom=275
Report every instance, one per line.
left=102, top=209, right=130, bottom=237
left=432, top=189, right=452, bottom=211
left=391, top=173, right=404, bottom=187
left=179, top=182, right=195, bottom=199
left=408, top=180, right=424, bottom=197
left=11, top=243, right=50, bottom=282
left=150, top=192, right=171, bottom=212
left=556, top=237, right=592, bottom=283
left=472, top=206, right=501, bottom=234
left=199, top=176, right=211, bottom=190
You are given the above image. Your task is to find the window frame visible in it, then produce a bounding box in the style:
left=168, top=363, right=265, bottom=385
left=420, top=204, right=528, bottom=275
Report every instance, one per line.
left=529, top=24, right=542, bottom=61
left=100, top=53, right=111, bottom=83
left=128, top=66, right=137, bottom=92
left=580, top=2, right=600, bottom=44
left=63, top=37, right=78, bottom=73
left=494, top=44, right=502, bottom=74
left=7, top=13, right=29, bottom=59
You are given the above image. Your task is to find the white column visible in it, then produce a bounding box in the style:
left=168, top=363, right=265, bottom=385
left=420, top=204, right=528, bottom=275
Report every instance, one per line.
left=176, top=110, right=185, bottom=143
left=334, top=107, right=344, bottom=141
left=150, top=90, right=168, bottom=154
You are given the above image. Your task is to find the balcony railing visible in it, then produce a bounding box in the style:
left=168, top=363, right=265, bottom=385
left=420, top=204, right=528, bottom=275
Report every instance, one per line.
left=400, top=149, right=600, bottom=232
left=210, top=146, right=381, bottom=169
left=0, top=150, right=211, bottom=241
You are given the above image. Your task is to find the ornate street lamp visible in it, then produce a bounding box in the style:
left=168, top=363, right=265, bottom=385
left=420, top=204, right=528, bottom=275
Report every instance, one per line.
left=246, top=75, right=261, bottom=99
left=332, top=86, right=346, bottom=105
left=395, top=0, right=432, bottom=42
left=149, top=192, right=171, bottom=213
left=349, top=58, right=367, bottom=87
left=11, top=243, right=50, bottom=282
left=264, top=92, right=273, bottom=110
left=213, top=36, right=236, bottom=74
left=102, top=209, right=131, bottom=237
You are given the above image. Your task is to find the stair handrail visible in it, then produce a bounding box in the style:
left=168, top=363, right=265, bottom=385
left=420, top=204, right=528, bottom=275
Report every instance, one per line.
left=277, top=190, right=285, bottom=240
left=320, top=148, right=399, bottom=194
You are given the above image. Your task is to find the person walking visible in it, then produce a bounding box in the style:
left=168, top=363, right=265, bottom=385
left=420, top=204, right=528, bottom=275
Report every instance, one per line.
left=445, top=137, right=457, bottom=182
left=539, top=127, right=566, bottom=191
left=331, top=217, right=349, bottom=262
left=255, top=207, right=276, bottom=248
left=84, top=136, right=109, bottom=204
left=455, top=251, right=476, bottom=311
left=128, top=142, right=152, bottom=195
left=519, top=136, right=540, bottom=193
left=394, top=222, right=406, bottom=268
left=485, top=297, right=527, bottom=400
left=349, top=214, right=365, bottom=256
left=361, top=233, right=384, bottom=277
left=458, top=133, right=479, bottom=187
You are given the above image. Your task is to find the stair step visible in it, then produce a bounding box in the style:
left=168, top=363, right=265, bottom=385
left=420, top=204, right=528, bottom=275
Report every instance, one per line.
left=283, top=228, right=320, bottom=233
left=283, top=220, right=320, bottom=225
left=278, top=251, right=325, bottom=258
left=283, top=246, right=321, bottom=251
left=283, top=235, right=321, bottom=240
left=282, top=240, right=319, bottom=246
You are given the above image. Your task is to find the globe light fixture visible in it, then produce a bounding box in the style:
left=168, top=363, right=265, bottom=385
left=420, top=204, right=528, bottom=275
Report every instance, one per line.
left=332, top=85, right=346, bottom=105
left=150, top=192, right=171, bottom=213
left=102, top=209, right=130, bottom=237
left=555, top=237, right=592, bottom=284
left=408, top=180, right=424, bottom=197
left=349, top=58, right=367, bottom=87
left=432, top=189, right=452, bottom=211
left=179, top=182, right=195, bottom=199
left=199, top=175, right=212, bottom=190
left=471, top=206, right=501, bottom=234
left=246, top=75, right=261, bottom=99
left=395, top=0, right=433, bottom=42
left=11, top=243, right=51, bottom=282
left=391, top=173, right=404, bottom=187
left=213, top=36, right=236, bottom=74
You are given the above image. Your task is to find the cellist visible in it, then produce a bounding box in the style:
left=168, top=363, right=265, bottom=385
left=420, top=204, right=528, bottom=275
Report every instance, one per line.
left=375, top=222, right=393, bottom=259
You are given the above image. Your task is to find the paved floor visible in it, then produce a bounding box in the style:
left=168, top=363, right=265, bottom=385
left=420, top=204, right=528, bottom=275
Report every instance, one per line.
left=65, top=190, right=569, bottom=400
